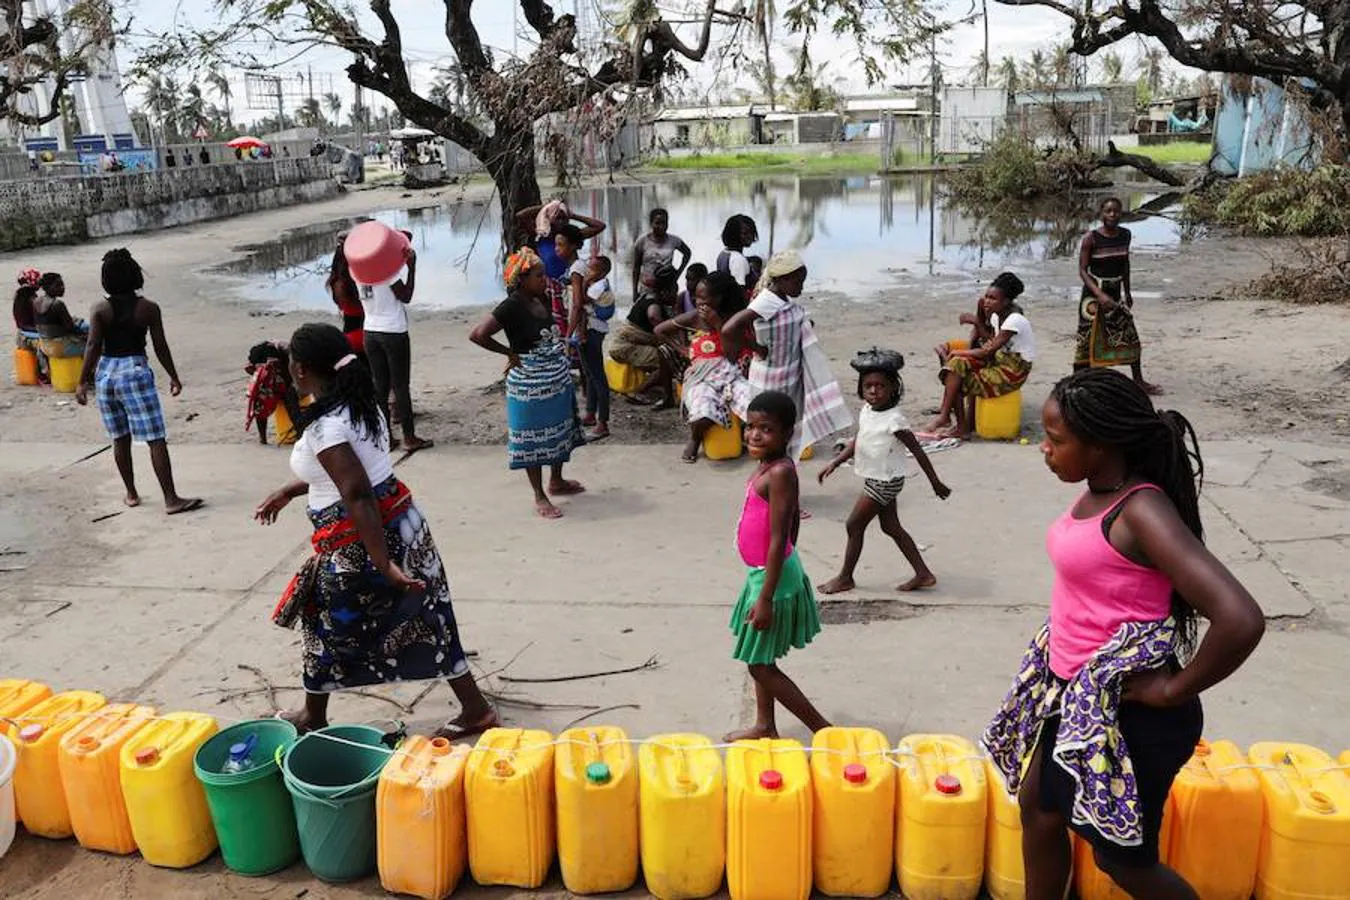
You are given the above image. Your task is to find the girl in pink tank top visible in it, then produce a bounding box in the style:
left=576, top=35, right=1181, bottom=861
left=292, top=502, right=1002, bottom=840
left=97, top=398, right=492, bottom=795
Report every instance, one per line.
left=994, top=369, right=1264, bottom=899
left=725, top=390, right=829, bottom=743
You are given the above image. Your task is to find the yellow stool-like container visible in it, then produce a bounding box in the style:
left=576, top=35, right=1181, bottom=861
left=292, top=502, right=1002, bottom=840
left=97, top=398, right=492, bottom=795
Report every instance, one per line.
left=983, top=758, right=1025, bottom=900
left=727, top=738, right=812, bottom=900
left=895, top=734, right=987, bottom=900
left=1250, top=742, right=1350, bottom=900
left=975, top=389, right=1022, bottom=440
left=13, top=690, right=106, bottom=838
left=120, top=712, right=219, bottom=868
left=556, top=726, right=638, bottom=894
left=272, top=403, right=298, bottom=445
left=464, top=728, right=554, bottom=889
left=13, top=347, right=40, bottom=386
left=639, top=734, right=725, bottom=900
left=377, top=735, right=469, bottom=900
left=810, top=727, right=895, bottom=898
left=1168, top=739, right=1263, bottom=900
left=605, top=357, right=645, bottom=395
left=59, top=703, right=155, bottom=854
left=47, top=355, right=82, bottom=394
left=704, top=417, right=743, bottom=461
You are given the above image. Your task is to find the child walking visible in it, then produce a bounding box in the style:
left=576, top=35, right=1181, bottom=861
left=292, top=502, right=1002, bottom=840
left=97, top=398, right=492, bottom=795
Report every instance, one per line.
left=726, top=391, right=831, bottom=741
left=818, top=349, right=951, bottom=594
left=982, top=368, right=1264, bottom=900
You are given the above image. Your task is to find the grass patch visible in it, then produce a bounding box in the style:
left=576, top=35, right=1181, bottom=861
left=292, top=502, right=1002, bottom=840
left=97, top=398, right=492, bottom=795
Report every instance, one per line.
left=641, top=150, right=883, bottom=175
left=1132, top=141, right=1213, bottom=165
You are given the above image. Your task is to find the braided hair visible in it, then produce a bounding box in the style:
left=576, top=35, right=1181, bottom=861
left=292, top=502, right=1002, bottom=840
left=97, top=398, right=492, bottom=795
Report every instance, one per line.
left=101, top=248, right=144, bottom=297
left=288, top=323, right=384, bottom=441
left=1051, top=368, right=1205, bottom=653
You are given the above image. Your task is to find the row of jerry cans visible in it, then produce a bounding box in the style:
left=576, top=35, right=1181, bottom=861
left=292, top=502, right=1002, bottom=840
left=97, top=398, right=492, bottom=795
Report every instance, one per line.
left=378, top=725, right=993, bottom=900
left=0, top=681, right=219, bottom=868
left=1070, top=739, right=1350, bottom=900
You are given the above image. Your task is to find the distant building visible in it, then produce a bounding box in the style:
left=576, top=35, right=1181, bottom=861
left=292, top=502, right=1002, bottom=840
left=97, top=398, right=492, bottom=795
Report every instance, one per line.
left=0, top=0, right=135, bottom=151
left=651, top=105, right=764, bottom=148
left=1008, top=84, right=1137, bottom=151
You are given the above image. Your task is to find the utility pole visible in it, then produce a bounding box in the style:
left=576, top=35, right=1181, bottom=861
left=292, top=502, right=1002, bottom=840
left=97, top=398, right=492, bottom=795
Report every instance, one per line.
left=929, top=33, right=939, bottom=165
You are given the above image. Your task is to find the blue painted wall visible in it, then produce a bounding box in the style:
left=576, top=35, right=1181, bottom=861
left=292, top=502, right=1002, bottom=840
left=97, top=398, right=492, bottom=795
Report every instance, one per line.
left=1212, top=76, right=1319, bottom=175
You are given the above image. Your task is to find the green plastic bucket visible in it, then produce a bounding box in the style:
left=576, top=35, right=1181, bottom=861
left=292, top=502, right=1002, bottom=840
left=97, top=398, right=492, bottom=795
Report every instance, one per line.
left=281, top=724, right=391, bottom=883
left=194, top=719, right=300, bottom=876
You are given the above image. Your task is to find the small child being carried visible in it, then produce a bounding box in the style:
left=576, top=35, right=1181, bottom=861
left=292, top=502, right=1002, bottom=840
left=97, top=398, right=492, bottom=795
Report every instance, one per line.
left=818, top=348, right=951, bottom=594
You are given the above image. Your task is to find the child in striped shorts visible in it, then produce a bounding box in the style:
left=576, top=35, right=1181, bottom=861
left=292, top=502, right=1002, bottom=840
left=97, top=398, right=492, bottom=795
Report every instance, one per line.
left=817, top=348, right=952, bottom=594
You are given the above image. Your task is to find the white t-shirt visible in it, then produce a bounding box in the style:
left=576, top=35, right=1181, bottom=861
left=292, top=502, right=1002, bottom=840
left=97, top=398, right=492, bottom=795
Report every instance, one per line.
left=359, top=279, right=408, bottom=334
left=993, top=311, right=1036, bottom=361
left=586, top=275, right=614, bottom=334
left=854, top=403, right=916, bottom=481
left=724, top=249, right=752, bottom=287
left=290, top=408, right=394, bottom=510
left=747, top=289, right=789, bottom=321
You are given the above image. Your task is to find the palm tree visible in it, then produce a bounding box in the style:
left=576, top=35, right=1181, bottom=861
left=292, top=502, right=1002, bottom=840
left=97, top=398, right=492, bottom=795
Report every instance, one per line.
left=1051, top=44, right=1073, bottom=87
left=182, top=82, right=206, bottom=135
left=1140, top=45, right=1166, bottom=94
left=750, top=0, right=777, bottom=109
left=785, top=45, right=842, bottom=112
left=997, top=56, right=1020, bottom=92
left=296, top=97, right=325, bottom=130
left=206, top=73, right=234, bottom=128
left=323, top=92, right=342, bottom=124
left=1024, top=50, right=1049, bottom=90
left=968, top=49, right=990, bottom=87
left=1100, top=51, right=1124, bottom=84
left=745, top=57, right=777, bottom=105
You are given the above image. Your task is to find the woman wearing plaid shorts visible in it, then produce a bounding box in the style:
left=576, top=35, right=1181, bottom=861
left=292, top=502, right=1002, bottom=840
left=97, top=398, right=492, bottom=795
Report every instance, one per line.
left=75, top=249, right=202, bottom=514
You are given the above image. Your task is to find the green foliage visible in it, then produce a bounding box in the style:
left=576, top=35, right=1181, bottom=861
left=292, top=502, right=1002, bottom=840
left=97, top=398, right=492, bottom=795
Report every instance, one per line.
left=642, top=150, right=880, bottom=174
left=1182, top=167, right=1350, bottom=237
left=945, top=131, right=1065, bottom=203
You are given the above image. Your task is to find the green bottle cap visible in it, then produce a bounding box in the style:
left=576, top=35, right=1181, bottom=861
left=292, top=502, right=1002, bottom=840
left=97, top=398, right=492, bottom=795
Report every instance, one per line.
left=585, top=761, right=612, bottom=784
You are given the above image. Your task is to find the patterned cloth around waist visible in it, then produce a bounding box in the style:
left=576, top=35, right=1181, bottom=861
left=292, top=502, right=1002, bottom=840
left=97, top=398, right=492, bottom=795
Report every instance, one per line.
left=309, top=476, right=413, bottom=552
left=980, top=617, right=1177, bottom=847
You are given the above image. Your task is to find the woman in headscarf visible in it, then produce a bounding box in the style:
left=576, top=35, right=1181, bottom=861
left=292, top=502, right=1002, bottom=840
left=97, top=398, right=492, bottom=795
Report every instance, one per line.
left=722, top=249, right=853, bottom=460
left=469, top=247, right=586, bottom=520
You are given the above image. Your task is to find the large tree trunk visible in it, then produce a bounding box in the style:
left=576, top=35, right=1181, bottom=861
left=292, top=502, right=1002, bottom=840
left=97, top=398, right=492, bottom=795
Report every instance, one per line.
left=485, top=127, right=543, bottom=253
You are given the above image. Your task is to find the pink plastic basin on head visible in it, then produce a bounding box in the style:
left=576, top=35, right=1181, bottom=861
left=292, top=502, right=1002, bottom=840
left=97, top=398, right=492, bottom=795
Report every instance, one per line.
left=344, top=221, right=410, bottom=286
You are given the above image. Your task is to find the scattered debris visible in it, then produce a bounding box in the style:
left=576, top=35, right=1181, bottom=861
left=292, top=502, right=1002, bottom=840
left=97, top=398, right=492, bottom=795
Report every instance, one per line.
left=90, top=511, right=123, bottom=524
left=499, top=655, right=661, bottom=684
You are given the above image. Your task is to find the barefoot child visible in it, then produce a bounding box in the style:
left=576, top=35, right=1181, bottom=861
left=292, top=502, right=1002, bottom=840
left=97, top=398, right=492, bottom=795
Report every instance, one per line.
left=818, top=348, right=951, bottom=594
left=726, top=391, right=830, bottom=741
left=982, top=369, right=1264, bottom=900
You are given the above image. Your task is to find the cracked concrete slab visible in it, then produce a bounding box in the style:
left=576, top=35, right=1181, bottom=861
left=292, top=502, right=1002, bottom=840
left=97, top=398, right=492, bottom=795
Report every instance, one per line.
left=1202, top=442, right=1270, bottom=487
left=1225, top=558, right=1315, bottom=619
left=1264, top=538, right=1350, bottom=622
left=1204, top=485, right=1350, bottom=544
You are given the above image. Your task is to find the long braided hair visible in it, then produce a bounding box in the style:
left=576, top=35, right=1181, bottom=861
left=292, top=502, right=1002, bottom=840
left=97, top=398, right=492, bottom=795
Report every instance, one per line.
left=1051, top=368, right=1205, bottom=654
left=288, top=323, right=384, bottom=441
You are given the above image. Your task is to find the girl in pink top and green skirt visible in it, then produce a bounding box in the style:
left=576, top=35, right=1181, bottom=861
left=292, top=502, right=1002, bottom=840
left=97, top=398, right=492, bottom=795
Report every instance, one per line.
left=725, top=390, right=829, bottom=742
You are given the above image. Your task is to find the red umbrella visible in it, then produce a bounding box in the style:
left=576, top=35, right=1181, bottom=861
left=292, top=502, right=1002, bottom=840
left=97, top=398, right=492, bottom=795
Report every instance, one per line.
left=226, top=136, right=267, bottom=149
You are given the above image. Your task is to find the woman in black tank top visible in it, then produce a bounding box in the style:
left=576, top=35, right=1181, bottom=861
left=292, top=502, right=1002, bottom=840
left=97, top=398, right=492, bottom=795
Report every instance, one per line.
left=75, top=249, right=201, bottom=515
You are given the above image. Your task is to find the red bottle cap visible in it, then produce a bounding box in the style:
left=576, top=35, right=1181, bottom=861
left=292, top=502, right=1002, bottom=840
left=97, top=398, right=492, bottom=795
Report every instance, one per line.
left=844, top=763, right=868, bottom=785
left=19, top=723, right=43, bottom=742
left=135, top=747, right=160, bottom=766
left=759, top=769, right=784, bottom=791
left=935, top=774, right=962, bottom=795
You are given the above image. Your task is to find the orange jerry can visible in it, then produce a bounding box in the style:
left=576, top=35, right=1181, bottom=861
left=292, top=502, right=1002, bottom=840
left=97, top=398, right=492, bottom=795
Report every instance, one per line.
left=59, top=703, right=156, bottom=854
left=377, top=735, right=469, bottom=900
left=895, top=734, right=987, bottom=900
left=0, top=680, right=53, bottom=742
left=810, top=727, right=894, bottom=898
left=13, top=690, right=106, bottom=838
left=1250, top=742, right=1350, bottom=900
left=1167, top=739, right=1263, bottom=900
left=1073, top=800, right=1175, bottom=900
left=727, top=738, right=812, bottom=900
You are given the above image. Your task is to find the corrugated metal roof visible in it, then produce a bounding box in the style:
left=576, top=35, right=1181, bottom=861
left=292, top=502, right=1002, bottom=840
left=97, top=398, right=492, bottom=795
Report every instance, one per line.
left=654, top=105, right=755, bottom=122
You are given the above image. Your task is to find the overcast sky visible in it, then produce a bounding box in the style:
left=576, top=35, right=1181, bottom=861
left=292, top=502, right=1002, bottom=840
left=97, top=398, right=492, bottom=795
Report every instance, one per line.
left=121, top=0, right=1159, bottom=119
